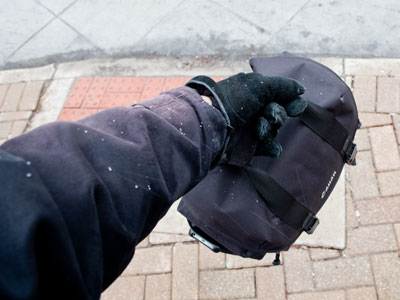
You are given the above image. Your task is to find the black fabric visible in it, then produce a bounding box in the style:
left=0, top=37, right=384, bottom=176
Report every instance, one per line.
left=0, top=87, right=226, bottom=300
left=300, top=101, right=349, bottom=159
left=244, top=166, right=314, bottom=231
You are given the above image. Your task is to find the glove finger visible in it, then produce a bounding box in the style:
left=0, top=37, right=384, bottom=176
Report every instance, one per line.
left=260, top=75, right=306, bottom=105
left=256, top=103, right=287, bottom=141
left=285, top=97, right=308, bottom=117
left=255, top=139, right=282, bottom=157
left=256, top=116, right=274, bottom=141
left=263, top=102, right=288, bottom=129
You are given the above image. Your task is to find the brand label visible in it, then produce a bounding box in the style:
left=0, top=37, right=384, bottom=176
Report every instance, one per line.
left=321, top=170, right=337, bottom=199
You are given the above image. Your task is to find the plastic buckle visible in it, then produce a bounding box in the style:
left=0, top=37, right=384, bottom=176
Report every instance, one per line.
left=345, top=143, right=357, bottom=166
left=302, top=213, right=320, bottom=234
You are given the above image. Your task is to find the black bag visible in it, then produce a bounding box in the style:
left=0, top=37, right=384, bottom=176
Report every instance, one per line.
left=178, top=53, right=359, bottom=260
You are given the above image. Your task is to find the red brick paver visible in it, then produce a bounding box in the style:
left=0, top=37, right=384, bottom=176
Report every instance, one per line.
left=59, top=77, right=189, bottom=121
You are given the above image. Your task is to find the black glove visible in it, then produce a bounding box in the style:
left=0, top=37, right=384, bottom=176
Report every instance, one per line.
left=187, top=73, right=307, bottom=163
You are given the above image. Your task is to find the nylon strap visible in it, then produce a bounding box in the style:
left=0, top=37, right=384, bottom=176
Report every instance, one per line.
left=299, top=101, right=350, bottom=159
left=244, top=166, right=318, bottom=232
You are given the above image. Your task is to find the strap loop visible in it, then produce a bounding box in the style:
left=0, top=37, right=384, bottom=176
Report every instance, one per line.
left=299, top=101, right=357, bottom=165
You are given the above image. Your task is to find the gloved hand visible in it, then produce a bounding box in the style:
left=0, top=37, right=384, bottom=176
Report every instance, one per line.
left=186, top=73, right=307, bottom=163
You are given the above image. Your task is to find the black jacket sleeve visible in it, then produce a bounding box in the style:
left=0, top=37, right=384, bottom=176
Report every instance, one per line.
left=0, top=87, right=226, bottom=300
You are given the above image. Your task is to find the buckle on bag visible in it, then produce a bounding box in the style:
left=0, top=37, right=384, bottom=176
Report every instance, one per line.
left=345, top=142, right=357, bottom=165
left=302, top=213, right=319, bottom=234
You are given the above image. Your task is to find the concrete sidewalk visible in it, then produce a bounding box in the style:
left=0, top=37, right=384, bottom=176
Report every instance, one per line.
left=0, top=56, right=400, bottom=299
left=1, top=0, right=400, bottom=69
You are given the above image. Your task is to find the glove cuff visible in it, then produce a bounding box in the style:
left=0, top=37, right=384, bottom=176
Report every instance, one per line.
left=186, top=76, right=234, bottom=168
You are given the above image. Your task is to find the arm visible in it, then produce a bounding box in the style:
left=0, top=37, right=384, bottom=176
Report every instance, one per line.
left=0, top=86, right=226, bottom=299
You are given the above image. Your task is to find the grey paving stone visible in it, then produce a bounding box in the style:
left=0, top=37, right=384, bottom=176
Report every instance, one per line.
left=210, top=0, right=312, bottom=38
left=1, top=83, right=24, bottom=112
left=0, top=0, right=53, bottom=59
left=9, top=120, right=28, bottom=139
left=313, top=256, right=374, bottom=289
left=393, top=114, right=400, bottom=144
left=295, top=172, right=345, bottom=249
left=27, top=78, right=73, bottom=131
left=172, top=243, right=198, bottom=300
left=346, top=58, right=400, bottom=76
left=377, top=170, right=400, bottom=197
left=145, top=273, right=171, bottom=300
left=149, top=232, right=192, bottom=245
left=346, top=224, right=397, bottom=256
left=123, top=246, right=172, bottom=275
left=354, top=128, right=370, bottom=151
left=359, top=113, right=392, bottom=128
left=0, top=85, right=8, bottom=107
left=19, top=81, right=43, bottom=111
left=352, top=76, right=376, bottom=112
left=0, top=64, right=55, bottom=84
left=346, top=286, right=377, bottom=300
left=377, top=77, right=400, bottom=113
left=199, top=245, right=225, bottom=270
left=283, top=248, right=314, bottom=293
left=200, top=269, right=255, bottom=299
left=152, top=201, right=189, bottom=235
left=8, top=19, right=95, bottom=64
left=371, top=252, right=400, bottom=300
left=309, top=248, right=340, bottom=261
left=346, top=151, right=379, bottom=200
left=60, top=0, right=182, bottom=51
left=356, top=196, right=400, bottom=225
left=346, top=193, right=359, bottom=229
left=0, top=121, right=12, bottom=139
left=37, top=0, right=76, bottom=14
left=135, top=0, right=307, bottom=56
left=256, top=266, right=286, bottom=300
left=267, top=1, right=400, bottom=57
left=369, top=125, right=400, bottom=171
left=101, top=276, right=145, bottom=300
left=0, top=111, right=32, bottom=122
left=288, top=290, right=346, bottom=300
left=226, top=253, right=277, bottom=269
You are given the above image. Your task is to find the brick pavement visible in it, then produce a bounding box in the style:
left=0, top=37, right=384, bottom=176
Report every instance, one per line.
left=0, top=81, right=43, bottom=144
left=1, top=59, right=400, bottom=299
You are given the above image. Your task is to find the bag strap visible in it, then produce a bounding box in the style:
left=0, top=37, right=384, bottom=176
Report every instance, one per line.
left=243, top=102, right=359, bottom=233
left=227, top=101, right=357, bottom=168
left=244, top=166, right=319, bottom=234
left=299, top=101, right=357, bottom=165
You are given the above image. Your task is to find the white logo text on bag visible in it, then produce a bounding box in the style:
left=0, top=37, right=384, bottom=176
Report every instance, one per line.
left=321, top=170, right=337, bottom=199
